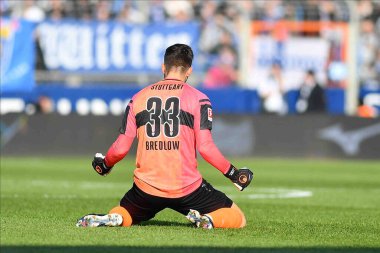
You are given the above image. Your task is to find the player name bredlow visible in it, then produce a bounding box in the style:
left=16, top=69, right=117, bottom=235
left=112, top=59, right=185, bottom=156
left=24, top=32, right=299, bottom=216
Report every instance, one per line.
left=151, top=84, right=184, bottom=90
left=145, top=140, right=180, bottom=151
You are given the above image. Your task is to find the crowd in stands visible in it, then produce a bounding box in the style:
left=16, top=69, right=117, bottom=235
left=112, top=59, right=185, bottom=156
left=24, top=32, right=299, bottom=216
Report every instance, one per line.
left=1, top=0, right=379, bottom=116
left=357, top=0, right=380, bottom=89
left=0, top=0, right=356, bottom=23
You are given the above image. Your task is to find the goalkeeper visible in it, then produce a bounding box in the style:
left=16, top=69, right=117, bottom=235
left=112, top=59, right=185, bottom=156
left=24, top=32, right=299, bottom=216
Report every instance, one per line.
left=77, top=44, right=253, bottom=229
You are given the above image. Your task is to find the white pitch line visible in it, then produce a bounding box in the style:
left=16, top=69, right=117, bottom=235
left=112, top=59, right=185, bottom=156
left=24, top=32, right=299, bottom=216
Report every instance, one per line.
left=1, top=189, right=312, bottom=201
left=227, top=188, right=313, bottom=199
left=2, top=178, right=313, bottom=200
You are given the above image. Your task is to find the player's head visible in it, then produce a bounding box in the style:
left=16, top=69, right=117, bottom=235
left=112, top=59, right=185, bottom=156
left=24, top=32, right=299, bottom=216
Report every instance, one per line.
left=162, top=44, right=193, bottom=81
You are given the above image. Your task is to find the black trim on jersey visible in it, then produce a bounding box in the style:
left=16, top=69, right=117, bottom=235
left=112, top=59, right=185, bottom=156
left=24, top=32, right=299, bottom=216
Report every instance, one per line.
left=199, top=99, right=210, bottom=103
left=163, top=78, right=183, bottom=82
left=135, top=110, right=150, bottom=128
left=179, top=110, right=194, bottom=129
left=200, top=104, right=212, bottom=130
left=119, top=105, right=131, bottom=134
left=135, top=109, right=194, bottom=129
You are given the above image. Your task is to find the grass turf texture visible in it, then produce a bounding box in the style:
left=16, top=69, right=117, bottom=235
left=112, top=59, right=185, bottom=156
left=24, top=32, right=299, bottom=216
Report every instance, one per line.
left=1, top=157, right=380, bottom=253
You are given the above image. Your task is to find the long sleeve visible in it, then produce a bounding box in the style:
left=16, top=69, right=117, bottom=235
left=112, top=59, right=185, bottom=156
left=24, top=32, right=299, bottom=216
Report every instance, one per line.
left=194, top=98, right=230, bottom=174
left=105, top=100, right=137, bottom=167
left=197, top=130, right=231, bottom=174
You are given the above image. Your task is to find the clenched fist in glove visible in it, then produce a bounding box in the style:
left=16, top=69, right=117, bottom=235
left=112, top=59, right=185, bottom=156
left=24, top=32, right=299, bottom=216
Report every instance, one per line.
left=224, top=165, right=253, bottom=191
left=92, top=153, right=113, bottom=176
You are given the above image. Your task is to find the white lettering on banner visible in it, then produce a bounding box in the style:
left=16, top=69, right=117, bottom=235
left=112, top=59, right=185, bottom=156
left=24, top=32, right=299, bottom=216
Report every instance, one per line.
left=129, top=28, right=144, bottom=68
left=38, top=23, right=59, bottom=69
left=39, top=24, right=94, bottom=70
left=146, top=33, right=165, bottom=69
left=58, top=25, right=81, bottom=70
left=38, top=22, right=194, bottom=71
left=96, top=24, right=110, bottom=70
left=80, top=27, right=94, bottom=69
left=166, top=34, right=192, bottom=48
left=110, top=25, right=127, bottom=68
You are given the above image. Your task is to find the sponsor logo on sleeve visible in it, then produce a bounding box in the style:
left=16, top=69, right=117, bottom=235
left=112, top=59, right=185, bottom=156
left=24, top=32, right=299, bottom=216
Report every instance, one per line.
left=208, top=108, right=212, bottom=122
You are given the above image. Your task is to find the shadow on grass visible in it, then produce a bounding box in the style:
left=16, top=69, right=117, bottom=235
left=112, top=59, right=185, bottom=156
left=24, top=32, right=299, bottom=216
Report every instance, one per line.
left=1, top=246, right=379, bottom=253
left=139, top=220, right=190, bottom=227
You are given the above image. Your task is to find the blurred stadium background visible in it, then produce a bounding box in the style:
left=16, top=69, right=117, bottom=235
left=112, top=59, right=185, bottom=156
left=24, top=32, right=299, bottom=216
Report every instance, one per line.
left=1, top=0, right=379, bottom=158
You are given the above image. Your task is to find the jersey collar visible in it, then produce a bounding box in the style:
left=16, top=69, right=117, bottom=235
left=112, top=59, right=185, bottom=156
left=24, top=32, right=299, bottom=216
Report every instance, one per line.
left=163, top=78, right=184, bottom=82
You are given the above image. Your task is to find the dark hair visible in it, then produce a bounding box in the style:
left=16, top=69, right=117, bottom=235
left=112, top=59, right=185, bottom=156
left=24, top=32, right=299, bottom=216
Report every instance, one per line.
left=307, top=69, right=315, bottom=76
left=164, top=44, right=193, bottom=72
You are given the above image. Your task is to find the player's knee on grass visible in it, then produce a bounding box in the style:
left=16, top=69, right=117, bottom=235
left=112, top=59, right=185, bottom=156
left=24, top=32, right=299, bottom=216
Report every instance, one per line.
left=207, top=203, right=246, bottom=228
left=109, top=206, right=132, bottom=227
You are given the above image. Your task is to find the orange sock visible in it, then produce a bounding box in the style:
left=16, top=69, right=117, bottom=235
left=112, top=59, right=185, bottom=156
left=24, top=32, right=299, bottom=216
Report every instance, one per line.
left=206, top=203, right=246, bottom=228
left=109, top=206, right=133, bottom=227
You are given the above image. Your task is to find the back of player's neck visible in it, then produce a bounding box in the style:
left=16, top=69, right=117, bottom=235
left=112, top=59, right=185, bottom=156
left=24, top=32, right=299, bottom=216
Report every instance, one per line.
left=164, top=74, right=186, bottom=82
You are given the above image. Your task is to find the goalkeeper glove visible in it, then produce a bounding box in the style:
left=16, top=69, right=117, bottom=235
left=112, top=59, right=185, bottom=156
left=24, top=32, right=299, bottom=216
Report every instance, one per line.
left=92, top=153, right=113, bottom=176
left=224, top=165, right=253, bottom=191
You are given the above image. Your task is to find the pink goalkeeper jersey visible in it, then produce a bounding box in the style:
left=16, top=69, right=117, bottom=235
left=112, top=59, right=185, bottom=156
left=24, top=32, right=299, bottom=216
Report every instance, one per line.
left=105, top=79, right=231, bottom=198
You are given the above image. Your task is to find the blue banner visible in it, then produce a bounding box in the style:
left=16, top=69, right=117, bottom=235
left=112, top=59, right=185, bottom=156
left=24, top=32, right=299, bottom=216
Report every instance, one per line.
left=38, top=20, right=199, bottom=72
left=0, top=19, right=35, bottom=93
left=35, top=85, right=261, bottom=115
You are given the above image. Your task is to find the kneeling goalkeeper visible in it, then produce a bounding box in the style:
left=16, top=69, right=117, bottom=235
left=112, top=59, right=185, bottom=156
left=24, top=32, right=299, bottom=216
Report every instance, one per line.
left=77, top=44, right=253, bottom=229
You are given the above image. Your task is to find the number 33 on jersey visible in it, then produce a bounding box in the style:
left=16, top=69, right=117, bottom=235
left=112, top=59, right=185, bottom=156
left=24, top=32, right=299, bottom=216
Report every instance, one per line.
left=145, top=97, right=180, bottom=138
left=115, top=79, right=214, bottom=197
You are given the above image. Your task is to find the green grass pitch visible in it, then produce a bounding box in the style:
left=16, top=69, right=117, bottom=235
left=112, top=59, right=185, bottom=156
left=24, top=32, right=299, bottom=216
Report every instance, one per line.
left=1, top=157, right=380, bottom=253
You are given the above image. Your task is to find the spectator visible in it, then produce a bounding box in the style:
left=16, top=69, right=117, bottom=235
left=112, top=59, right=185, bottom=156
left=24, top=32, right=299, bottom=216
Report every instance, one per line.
left=95, top=0, right=111, bottom=21
left=357, top=0, right=375, bottom=20
left=4, top=0, right=379, bottom=107
left=296, top=70, right=325, bottom=113
left=263, top=0, right=284, bottom=22
left=199, top=12, right=226, bottom=54
left=319, top=0, right=337, bottom=21
left=11, top=0, right=45, bottom=23
left=72, top=0, right=93, bottom=20
left=358, top=17, right=379, bottom=86
left=117, top=2, right=146, bottom=24
left=302, top=0, right=320, bottom=21
left=375, top=49, right=380, bottom=85
left=203, top=46, right=237, bottom=88
left=37, top=96, right=54, bottom=114
left=163, top=0, right=193, bottom=22
left=46, top=0, right=67, bottom=20
left=149, top=0, right=166, bottom=23
left=0, top=0, right=12, bottom=17
left=258, top=63, right=287, bottom=115
left=198, top=1, right=239, bottom=71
